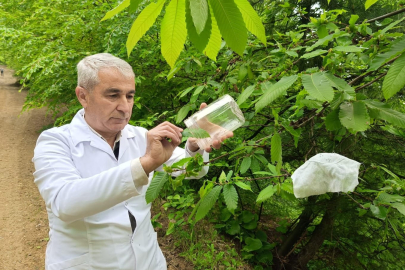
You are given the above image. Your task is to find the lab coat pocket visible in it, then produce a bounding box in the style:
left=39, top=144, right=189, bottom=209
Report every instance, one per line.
left=133, top=231, right=166, bottom=270
left=48, top=253, right=89, bottom=270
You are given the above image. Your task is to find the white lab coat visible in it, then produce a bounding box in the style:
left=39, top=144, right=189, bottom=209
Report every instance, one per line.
left=33, top=109, right=208, bottom=270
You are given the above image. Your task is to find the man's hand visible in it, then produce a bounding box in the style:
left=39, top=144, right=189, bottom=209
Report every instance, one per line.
left=187, top=103, right=234, bottom=153
left=140, top=122, right=183, bottom=174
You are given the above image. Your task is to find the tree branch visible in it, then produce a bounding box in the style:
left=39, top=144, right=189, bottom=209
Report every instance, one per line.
left=366, top=8, right=405, bottom=24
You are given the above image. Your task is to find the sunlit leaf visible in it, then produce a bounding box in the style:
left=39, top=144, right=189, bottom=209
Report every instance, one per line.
left=382, top=53, right=405, bottom=100
left=234, top=0, right=266, bottom=45
left=101, top=0, right=130, bottom=21
left=189, top=0, right=209, bottom=34
left=161, top=0, right=187, bottom=68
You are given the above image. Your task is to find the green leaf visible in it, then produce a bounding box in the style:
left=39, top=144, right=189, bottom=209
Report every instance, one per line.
left=306, top=34, right=334, bottom=52
left=171, top=157, right=193, bottom=168
left=254, top=154, right=268, bottom=165
left=370, top=204, right=388, bottom=220
left=161, top=0, right=187, bottom=68
left=325, top=109, right=343, bottom=131
left=101, top=0, right=130, bottom=21
left=381, top=17, right=405, bottom=35
left=179, top=86, right=195, bottom=98
left=208, top=0, right=247, bottom=56
left=368, top=35, right=405, bottom=71
left=323, top=73, right=356, bottom=99
left=195, top=185, right=222, bottom=222
left=203, top=3, right=221, bottom=60
left=145, top=172, right=169, bottom=204
left=391, top=203, right=405, bottom=216
left=302, top=72, right=334, bottom=102
left=334, top=46, right=363, bottom=53
left=126, top=0, right=166, bottom=56
left=240, top=156, right=252, bottom=174
left=301, top=49, right=328, bottom=59
left=365, top=0, right=378, bottom=10
left=186, top=0, right=211, bottom=52
left=129, top=0, right=143, bottom=13
left=182, top=127, right=211, bottom=138
left=271, top=133, right=282, bottom=164
left=382, top=53, right=405, bottom=100
left=349, top=15, right=359, bottom=26
left=243, top=237, right=263, bottom=252
left=176, top=104, right=193, bottom=123
left=237, top=84, right=256, bottom=105
left=339, top=101, right=370, bottom=132
left=234, top=181, right=252, bottom=191
left=256, top=184, right=277, bottom=203
left=223, top=184, right=238, bottom=212
left=255, top=75, right=298, bottom=112
left=189, top=0, right=209, bottom=34
left=193, top=85, right=205, bottom=96
left=234, top=0, right=266, bottom=45
left=364, top=100, right=405, bottom=128
left=317, top=24, right=328, bottom=39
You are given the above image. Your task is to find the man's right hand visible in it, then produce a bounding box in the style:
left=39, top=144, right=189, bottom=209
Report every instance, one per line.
left=140, top=122, right=183, bottom=174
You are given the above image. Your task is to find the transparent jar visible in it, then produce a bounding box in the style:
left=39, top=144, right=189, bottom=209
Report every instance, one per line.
left=184, top=94, right=245, bottom=150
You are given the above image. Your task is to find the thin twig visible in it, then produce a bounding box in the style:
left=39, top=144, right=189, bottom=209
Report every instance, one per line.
left=355, top=72, right=388, bottom=92
left=366, top=8, right=405, bottom=23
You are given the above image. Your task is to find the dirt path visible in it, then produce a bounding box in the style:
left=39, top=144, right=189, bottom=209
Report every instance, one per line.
left=0, top=66, right=52, bottom=270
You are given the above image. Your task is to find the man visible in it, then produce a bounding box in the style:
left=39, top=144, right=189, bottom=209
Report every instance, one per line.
left=33, top=53, right=231, bottom=270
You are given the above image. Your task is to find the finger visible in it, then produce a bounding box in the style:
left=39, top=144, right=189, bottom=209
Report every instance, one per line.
left=152, top=128, right=181, bottom=144
left=199, top=103, right=207, bottom=110
left=211, top=140, right=221, bottom=150
left=204, top=146, right=212, bottom=152
left=156, top=121, right=183, bottom=138
left=219, top=131, right=234, bottom=142
left=153, top=124, right=183, bottom=143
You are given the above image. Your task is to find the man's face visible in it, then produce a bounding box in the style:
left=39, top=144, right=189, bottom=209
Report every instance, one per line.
left=78, top=68, right=135, bottom=138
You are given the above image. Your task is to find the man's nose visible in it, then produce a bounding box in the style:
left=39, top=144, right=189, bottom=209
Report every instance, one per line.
left=116, top=96, right=131, bottom=116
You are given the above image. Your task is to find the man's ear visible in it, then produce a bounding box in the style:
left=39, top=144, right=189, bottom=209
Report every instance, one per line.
left=75, top=86, right=89, bottom=108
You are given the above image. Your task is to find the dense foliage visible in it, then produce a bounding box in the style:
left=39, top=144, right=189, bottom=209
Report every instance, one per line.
left=1, top=0, right=405, bottom=269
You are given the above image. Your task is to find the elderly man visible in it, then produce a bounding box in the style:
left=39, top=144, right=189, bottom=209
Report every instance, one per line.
left=33, top=53, right=230, bottom=270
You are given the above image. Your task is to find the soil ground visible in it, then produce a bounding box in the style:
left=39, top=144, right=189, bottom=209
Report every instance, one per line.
left=0, top=66, right=193, bottom=270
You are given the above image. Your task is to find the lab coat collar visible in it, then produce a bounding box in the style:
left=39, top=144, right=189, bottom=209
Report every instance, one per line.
left=70, top=109, right=136, bottom=159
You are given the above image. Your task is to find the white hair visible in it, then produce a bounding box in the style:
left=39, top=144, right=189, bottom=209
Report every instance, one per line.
left=77, top=53, right=135, bottom=91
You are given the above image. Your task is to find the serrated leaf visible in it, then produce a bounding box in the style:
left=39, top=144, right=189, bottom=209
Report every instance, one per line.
left=271, top=133, right=282, bottom=164
left=256, top=184, right=277, bottom=203
left=365, top=0, right=378, bottom=10
left=237, top=84, right=256, bottom=105
left=300, top=49, right=328, bottom=59
left=195, top=185, right=222, bottom=222
left=171, top=157, right=193, bottom=168
left=234, top=181, right=252, bottom=191
left=126, top=0, right=166, bottom=56
left=349, top=15, right=359, bottom=26
left=161, top=0, right=187, bottom=68
left=240, top=156, right=252, bottom=174
left=281, top=181, right=294, bottom=194
left=364, top=100, right=405, bottom=128
left=234, top=0, right=266, bottom=45
left=339, top=101, right=370, bottom=132
left=203, top=3, right=221, bottom=60
left=182, top=128, right=211, bottom=138
left=101, top=0, right=130, bottom=21
left=250, top=157, right=260, bottom=172
left=325, top=109, right=343, bottom=131
left=255, top=75, right=298, bottom=112
left=382, top=53, right=405, bottom=100
left=208, top=0, right=247, bottom=56
left=186, top=0, right=211, bottom=52
left=323, top=73, right=356, bottom=99
left=368, top=35, right=405, bottom=71
left=193, top=85, right=205, bottom=96
left=306, top=34, right=334, bottom=52
left=254, top=154, right=268, bottom=165
left=189, top=0, right=209, bottom=34
left=334, top=46, right=363, bottom=52
left=145, top=172, right=169, bottom=204
left=176, top=105, right=193, bottom=123
left=223, top=184, right=238, bottom=212
left=302, top=72, right=334, bottom=102
left=392, top=203, right=405, bottom=215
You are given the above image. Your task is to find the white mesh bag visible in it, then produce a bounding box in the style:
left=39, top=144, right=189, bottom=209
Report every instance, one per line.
left=291, top=153, right=361, bottom=198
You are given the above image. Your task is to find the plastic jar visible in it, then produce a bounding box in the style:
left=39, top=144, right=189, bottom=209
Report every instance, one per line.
left=184, top=94, right=245, bottom=149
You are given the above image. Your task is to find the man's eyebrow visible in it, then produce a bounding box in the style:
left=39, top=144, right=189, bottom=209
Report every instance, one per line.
left=105, top=88, right=135, bottom=94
